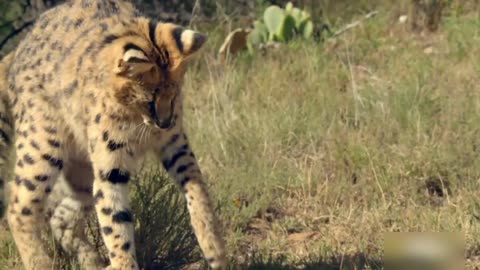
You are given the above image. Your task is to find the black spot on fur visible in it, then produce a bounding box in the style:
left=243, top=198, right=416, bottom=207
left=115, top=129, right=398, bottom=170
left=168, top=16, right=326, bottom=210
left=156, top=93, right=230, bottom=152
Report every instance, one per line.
left=23, top=179, right=36, bottom=191
left=51, top=41, right=61, bottom=50
left=0, top=112, right=12, bottom=126
left=18, top=130, right=28, bottom=138
left=30, top=140, right=40, bottom=150
left=14, top=175, right=21, bottom=185
left=21, top=207, right=32, bottom=216
left=95, top=114, right=101, bottom=123
left=42, top=154, right=63, bottom=170
left=34, top=175, right=49, bottom=182
left=162, top=149, right=188, bottom=171
left=45, top=186, right=52, bottom=193
left=107, top=140, right=126, bottom=151
left=64, top=80, right=79, bottom=96
left=44, top=126, right=57, bottom=134
left=180, top=176, right=192, bottom=187
left=107, top=0, right=119, bottom=13
left=99, top=23, right=108, bottom=31
left=39, top=19, right=49, bottom=29
left=94, top=190, right=104, bottom=203
left=81, top=0, right=92, bottom=8
left=101, top=208, right=113, bottom=215
left=177, top=162, right=194, bottom=174
left=102, top=34, right=120, bottom=45
left=121, top=241, right=131, bottom=251
left=179, top=144, right=189, bottom=151
left=102, top=226, right=113, bottom=235
left=74, top=18, right=84, bottom=28
left=100, top=169, right=130, bottom=184
left=0, top=129, right=11, bottom=145
left=160, top=133, right=181, bottom=153
left=112, top=210, right=133, bottom=223
left=103, top=131, right=109, bottom=141
left=29, top=125, right=37, bottom=133
left=47, top=139, right=61, bottom=148
left=23, top=154, right=35, bottom=165
left=31, top=198, right=41, bottom=203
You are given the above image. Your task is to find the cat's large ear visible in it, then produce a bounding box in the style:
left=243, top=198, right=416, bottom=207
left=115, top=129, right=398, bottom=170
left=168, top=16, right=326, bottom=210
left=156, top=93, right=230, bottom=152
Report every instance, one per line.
left=171, top=27, right=208, bottom=58
left=150, top=21, right=208, bottom=63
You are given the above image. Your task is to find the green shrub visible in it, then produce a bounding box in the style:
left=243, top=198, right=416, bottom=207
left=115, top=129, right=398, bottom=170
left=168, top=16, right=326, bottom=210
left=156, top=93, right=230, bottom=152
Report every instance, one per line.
left=131, top=167, right=202, bottom=270
left=247, top=2, right=314, bottom=52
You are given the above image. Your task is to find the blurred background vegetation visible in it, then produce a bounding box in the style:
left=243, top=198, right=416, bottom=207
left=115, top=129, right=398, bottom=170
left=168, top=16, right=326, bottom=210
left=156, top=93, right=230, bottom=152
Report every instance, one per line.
left=0, top=0, right=453, bottom=57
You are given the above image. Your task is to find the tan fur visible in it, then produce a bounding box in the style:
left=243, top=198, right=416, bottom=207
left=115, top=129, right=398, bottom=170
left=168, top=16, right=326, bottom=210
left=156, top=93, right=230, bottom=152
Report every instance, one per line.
left=0, top=0, right=225, bottom=269
left=0, top=53, right=15, bottom=218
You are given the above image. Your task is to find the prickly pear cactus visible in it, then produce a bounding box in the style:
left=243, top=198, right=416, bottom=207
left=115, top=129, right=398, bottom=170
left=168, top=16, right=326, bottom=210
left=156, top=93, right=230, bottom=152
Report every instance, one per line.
left=246, top=1, right=315, bottom=53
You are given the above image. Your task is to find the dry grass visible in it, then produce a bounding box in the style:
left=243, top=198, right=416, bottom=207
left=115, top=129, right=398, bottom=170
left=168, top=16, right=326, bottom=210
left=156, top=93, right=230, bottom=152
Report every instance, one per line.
left=2, top=2, right=480, bottom=269
left=185, top=3, right=480, bottom=268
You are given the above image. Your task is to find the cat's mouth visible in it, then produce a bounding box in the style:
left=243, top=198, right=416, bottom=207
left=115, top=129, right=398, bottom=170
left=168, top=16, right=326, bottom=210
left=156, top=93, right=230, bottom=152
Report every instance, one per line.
left=144, top=94, right=176, bottom=129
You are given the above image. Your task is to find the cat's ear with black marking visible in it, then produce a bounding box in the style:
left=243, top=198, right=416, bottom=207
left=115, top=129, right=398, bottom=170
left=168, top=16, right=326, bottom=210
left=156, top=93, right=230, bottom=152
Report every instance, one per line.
left=171, top=27, right=208, bottom=57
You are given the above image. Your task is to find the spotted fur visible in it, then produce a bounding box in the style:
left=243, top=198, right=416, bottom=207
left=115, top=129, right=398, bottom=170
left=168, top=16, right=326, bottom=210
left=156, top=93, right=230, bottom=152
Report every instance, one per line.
left=0, top=53, right=15, bottom=219
left=0, top=0, right=226, bottom=269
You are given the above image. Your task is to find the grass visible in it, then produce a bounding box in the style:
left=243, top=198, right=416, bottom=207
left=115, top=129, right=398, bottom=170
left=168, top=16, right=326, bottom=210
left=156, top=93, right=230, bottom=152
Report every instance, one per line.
left=2, top=2, right=480, bottom=269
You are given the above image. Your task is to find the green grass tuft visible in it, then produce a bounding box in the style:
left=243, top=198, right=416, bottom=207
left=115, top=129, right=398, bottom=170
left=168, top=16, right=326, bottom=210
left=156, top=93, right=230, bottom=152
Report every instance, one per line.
left=131, top=167, right=202, bottom=270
